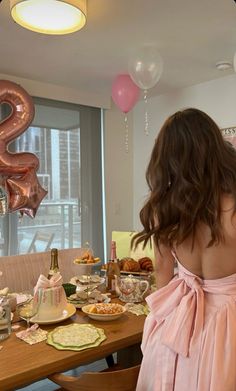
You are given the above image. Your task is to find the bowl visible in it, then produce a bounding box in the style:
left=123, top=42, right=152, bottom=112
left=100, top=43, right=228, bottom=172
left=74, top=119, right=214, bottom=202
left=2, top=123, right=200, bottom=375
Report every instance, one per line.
left=62, top=283, right=77, bottom=297
left=82, top=303, right=126, bottom=321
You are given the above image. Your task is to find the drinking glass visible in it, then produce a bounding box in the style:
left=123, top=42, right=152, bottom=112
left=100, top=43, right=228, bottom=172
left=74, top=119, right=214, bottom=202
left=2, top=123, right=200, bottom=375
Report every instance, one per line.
left=18, top=297, right=38, bottom=329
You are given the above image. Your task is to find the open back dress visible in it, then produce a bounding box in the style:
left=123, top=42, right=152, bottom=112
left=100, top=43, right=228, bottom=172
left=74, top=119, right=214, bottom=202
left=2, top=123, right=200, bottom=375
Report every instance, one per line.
left=136, top=259, right=236, bottom=391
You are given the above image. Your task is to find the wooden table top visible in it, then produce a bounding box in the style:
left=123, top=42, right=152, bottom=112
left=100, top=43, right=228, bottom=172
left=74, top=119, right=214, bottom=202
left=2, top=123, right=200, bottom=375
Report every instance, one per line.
left=0, top=307, right=145, bottom=391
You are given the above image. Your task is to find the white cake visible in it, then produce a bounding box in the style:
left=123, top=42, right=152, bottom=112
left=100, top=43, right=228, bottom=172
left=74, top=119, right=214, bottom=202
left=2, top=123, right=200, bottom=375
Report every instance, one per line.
left=34, top=285, right=68, bottom=321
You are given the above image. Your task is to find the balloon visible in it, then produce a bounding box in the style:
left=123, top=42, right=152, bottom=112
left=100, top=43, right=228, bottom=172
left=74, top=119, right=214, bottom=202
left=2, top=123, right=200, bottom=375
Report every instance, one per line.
left=0, top=80, right=47, bottom=216
left=128, top=45, right=163, bottom=90
left=6, top=169, right=47, bottom=218
left=0, top=151, right=39, bottom=176
left=0, top=80, right=35, bottom=145
left=0, top=80, right=39, bottom=175
left=111, top=74, right=140, bottom=113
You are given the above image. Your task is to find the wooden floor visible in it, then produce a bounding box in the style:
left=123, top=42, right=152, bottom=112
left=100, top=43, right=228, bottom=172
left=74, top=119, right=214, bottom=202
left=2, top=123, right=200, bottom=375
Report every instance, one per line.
left=17, top=358, right=109, bottom=391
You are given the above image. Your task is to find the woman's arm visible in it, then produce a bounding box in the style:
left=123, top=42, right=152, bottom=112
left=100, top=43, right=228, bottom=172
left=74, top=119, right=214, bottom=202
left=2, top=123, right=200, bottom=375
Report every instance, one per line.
left=154, top=244, right=175, bottom=289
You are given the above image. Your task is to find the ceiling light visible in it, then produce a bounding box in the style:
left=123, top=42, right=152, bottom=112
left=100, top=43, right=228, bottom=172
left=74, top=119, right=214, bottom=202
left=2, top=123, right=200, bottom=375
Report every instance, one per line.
left=215, top=61, right=232, bottom=71
left=10, top=0, right=87, bottom=35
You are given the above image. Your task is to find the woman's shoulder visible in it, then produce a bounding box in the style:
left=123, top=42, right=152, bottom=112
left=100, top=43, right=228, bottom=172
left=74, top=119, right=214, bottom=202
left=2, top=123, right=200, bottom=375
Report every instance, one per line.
left=221, top=194, right=236, bottom=229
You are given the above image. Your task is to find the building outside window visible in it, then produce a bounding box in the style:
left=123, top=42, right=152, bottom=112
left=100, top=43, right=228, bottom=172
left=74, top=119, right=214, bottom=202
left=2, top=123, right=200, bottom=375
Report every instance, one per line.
left=0, top=98, right=104, bottom=260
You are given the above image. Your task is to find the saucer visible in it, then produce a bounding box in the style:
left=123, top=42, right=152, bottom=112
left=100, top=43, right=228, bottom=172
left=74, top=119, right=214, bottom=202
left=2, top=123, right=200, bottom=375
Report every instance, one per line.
left=30, top=303, right=76, bottom=325
left=67, top=293, right=111, bottom=309
left=70, top=275, right=105, bottom=287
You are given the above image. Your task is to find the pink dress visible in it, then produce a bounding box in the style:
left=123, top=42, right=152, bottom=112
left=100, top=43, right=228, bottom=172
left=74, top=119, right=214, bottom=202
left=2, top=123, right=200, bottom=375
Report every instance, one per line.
left=136, top=261, right=236, bottom=391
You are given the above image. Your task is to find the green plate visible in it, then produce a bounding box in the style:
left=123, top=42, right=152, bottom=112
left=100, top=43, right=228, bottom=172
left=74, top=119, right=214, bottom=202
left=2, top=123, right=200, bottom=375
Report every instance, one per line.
left=47, top=324, right=106, bottom=351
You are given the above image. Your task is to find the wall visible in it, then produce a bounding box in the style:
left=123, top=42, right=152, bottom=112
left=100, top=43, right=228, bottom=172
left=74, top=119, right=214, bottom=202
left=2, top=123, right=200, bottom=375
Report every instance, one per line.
left=104, top=102, right=134, bottom=258
left=133, top=73, right=236, bottom=229
left=0, top=73, right=110, bottom=109
left=6, top=71, right=236, bottom=257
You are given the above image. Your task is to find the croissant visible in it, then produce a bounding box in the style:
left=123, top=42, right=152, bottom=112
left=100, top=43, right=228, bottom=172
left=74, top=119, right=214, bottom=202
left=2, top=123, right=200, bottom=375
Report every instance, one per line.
left=138, top=257, right=153, bottom=272
left=120, top=257, right=141, bottom=272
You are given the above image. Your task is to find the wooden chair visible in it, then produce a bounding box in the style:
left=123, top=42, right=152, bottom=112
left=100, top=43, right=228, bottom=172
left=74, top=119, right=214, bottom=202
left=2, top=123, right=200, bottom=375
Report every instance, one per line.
left=49, top=364, right=141, bottom=391
left=27, top=231, right=55, bottom=253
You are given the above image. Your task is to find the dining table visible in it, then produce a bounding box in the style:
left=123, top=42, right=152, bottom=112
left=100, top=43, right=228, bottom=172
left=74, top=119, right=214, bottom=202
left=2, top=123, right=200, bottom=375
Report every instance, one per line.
left=0, top=303, right=145, bottom=391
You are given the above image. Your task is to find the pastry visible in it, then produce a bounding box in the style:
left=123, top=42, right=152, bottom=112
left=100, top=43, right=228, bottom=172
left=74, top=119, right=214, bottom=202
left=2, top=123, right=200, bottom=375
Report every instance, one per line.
left=120, top=257, right=141, bottom=272
left=138, top=257, right=153, bottom=272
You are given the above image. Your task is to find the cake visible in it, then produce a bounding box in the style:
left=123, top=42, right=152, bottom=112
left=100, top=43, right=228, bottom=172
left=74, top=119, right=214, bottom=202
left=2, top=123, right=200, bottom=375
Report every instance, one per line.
left=34, top=285, right=68, bottom=321
left=34, top=274, right=68, bottom=321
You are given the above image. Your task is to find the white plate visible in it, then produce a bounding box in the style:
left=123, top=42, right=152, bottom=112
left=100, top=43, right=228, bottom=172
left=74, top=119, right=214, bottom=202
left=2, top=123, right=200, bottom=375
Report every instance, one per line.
left=70, top=275, right=105, bottom=287
left=77, top=275, right=104, bottom=284
left=30, top=303, right=76, bottom=325
left=82, top=303, right=126, bottom=321
left=67, top=294, right=111, bottom=309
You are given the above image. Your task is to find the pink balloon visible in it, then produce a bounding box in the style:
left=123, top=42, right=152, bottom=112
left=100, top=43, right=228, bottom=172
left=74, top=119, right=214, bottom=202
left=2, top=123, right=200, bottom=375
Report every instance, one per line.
left=111, top=74, right=140, bottom=113
left=0, top=80, right=47, bottom=216
left=6, top=169, right=47, bottom=218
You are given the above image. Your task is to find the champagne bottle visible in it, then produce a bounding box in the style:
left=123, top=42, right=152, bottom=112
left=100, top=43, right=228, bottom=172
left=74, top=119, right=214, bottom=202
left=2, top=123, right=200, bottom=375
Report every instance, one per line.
left=47, top=248, right=59, bottom=279
left=106, top=241, right=120, bottom=295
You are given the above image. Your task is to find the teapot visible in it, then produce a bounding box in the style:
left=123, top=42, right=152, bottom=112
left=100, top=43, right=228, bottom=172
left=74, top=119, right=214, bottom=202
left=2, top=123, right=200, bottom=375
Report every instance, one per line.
left=115, top=275, right=149, bottom=303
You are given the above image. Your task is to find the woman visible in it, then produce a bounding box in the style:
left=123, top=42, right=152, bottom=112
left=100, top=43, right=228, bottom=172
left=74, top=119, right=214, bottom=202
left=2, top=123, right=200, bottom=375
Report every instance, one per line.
left=134, top=108, right=236, bottom=391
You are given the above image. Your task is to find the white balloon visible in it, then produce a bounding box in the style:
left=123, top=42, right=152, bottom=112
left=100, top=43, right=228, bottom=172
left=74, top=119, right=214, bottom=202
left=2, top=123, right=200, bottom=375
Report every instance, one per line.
left=128, top=45, right=163, bottom=90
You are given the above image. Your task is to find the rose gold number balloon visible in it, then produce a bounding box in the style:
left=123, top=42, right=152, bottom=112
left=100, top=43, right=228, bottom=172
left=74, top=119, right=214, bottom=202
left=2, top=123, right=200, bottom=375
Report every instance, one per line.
left=0, top=80, right=47, bottom=217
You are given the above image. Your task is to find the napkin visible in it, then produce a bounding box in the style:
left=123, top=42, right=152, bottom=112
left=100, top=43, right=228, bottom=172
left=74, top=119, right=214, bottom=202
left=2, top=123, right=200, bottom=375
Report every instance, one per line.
left=16, top=324, right=48, bottom=345
left=124, top=303, right=150, bottom=316
left=34, top=273, right=63, bottom=293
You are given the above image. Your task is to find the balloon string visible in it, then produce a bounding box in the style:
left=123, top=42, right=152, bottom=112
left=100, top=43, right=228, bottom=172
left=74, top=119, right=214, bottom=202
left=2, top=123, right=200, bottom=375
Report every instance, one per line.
left=124, top=115, right=129, bottom=153
left=144, top=89, right=149, bottom=136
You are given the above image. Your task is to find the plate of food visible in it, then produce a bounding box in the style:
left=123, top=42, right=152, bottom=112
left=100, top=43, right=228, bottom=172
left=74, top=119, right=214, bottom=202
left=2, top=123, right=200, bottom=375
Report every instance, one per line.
left=82, top=302, right=126, bottom=321
left=73, top=251, right=101, bottom=265
left=101, top=257, right=153, bottom=277
left=73, top=253, right=101, bottom=276
left=67, top=290, right=110, bottom=308
left=70, top=275, right=105, bottom=287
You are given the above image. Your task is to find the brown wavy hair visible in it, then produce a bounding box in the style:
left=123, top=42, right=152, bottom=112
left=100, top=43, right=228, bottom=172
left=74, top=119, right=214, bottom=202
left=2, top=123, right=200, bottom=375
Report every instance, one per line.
left=132, top=108, right=236, bottom=250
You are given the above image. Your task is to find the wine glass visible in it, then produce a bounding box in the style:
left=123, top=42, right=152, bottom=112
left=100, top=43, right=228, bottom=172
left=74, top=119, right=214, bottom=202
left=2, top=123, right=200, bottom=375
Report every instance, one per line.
left=18, top=297, right=38, bottom=329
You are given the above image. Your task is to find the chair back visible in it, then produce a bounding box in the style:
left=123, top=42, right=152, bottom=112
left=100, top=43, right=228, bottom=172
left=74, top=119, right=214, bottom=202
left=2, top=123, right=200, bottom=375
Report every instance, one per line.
left=49, top=364, right=140, bottom=391
left=0, top=247, right=85, bottom=292
left=27, top=231, right=55, bottom=253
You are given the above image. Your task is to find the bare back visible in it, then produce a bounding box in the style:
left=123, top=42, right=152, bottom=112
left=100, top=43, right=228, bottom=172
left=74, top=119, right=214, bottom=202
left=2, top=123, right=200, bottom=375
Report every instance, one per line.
left=174, top=195, right=236, bottom=279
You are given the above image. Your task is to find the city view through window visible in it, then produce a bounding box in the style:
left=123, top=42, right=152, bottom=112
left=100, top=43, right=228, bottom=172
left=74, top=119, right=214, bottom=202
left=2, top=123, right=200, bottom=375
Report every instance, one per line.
left=16, top=125, right=81, bottom=253
left=0, top=100, right=103, bottom=258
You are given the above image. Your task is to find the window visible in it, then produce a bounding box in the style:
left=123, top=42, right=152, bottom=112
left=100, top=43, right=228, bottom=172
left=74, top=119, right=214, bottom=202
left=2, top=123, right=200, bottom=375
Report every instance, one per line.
left=0, top=98, right=104, bottom=260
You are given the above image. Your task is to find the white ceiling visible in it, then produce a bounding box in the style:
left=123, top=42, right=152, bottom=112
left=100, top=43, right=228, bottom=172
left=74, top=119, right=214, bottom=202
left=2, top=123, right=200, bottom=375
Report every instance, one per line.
left=0, top=0, right=236, bottom=105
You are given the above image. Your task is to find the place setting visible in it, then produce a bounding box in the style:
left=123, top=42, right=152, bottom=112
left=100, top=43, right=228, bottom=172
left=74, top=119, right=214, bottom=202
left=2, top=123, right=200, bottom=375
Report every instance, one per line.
left=47, top=323, right=106, bottom=351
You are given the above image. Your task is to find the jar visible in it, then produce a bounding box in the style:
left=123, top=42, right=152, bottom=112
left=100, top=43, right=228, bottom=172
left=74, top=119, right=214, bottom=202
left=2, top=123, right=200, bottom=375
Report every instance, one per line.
left=0, top=297, right=11, bottom=341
